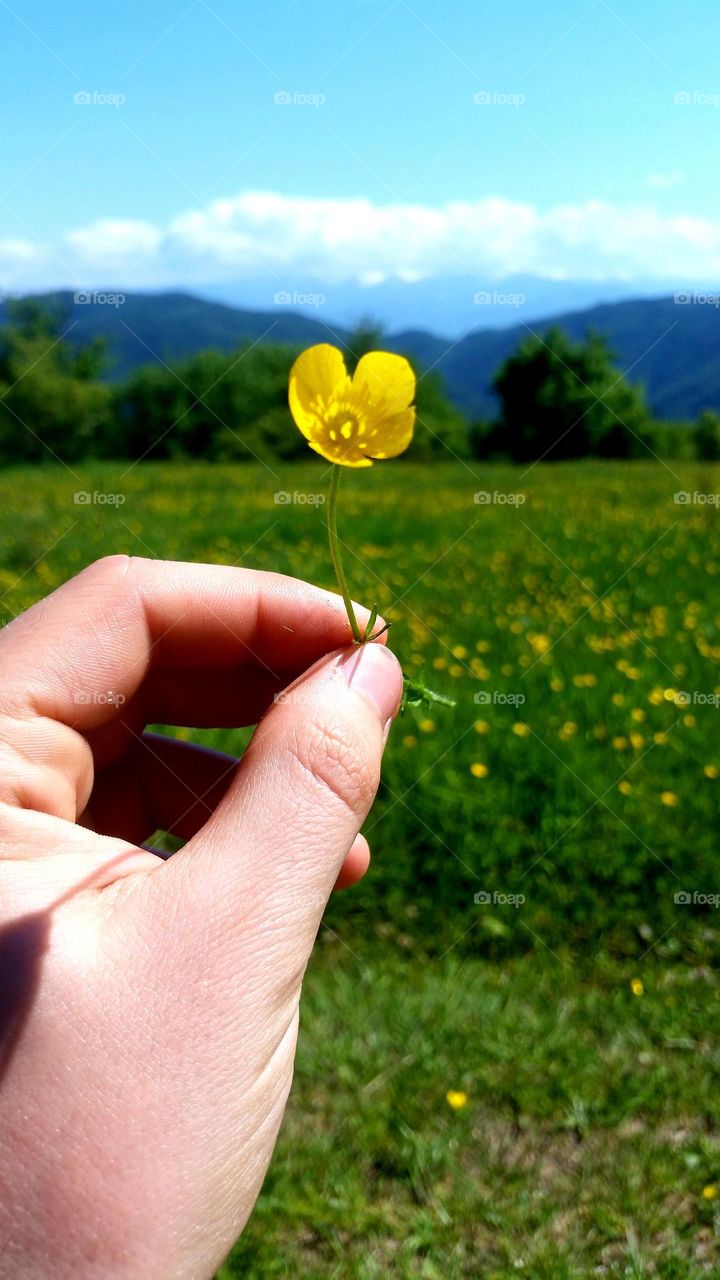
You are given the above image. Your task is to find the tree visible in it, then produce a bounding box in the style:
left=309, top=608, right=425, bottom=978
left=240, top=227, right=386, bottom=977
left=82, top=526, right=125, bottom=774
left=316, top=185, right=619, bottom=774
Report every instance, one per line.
left=695, top=409, right=720, bottom=460
left=491, top=327, right=651, bottom=461
left=0, top=300, right=111, bottom=463
left=343, top=318, right=384, bottom=375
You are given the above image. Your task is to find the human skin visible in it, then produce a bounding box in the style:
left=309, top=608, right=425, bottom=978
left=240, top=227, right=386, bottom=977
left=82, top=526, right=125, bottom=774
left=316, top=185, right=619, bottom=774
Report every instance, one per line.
left=0, top=555, right=403, bottom=1279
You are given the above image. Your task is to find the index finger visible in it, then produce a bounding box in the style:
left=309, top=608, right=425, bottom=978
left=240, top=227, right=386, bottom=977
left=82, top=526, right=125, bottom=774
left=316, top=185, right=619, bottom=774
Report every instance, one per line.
left=0, top=556, right=384, bottom=729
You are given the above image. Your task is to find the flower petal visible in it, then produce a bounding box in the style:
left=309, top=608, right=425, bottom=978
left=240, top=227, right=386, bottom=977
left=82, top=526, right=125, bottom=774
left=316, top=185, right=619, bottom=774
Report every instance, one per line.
left=308, top=439, right=373, bottom=468
left=365, top=407, right=415, bottom=459
left=352, top=352, right=415, bottom=418
left=289, top=344, right=348, bottom=440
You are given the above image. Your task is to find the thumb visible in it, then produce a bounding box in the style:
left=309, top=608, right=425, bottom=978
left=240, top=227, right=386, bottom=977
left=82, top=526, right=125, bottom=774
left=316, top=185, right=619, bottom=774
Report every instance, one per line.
left=162, top=642, right=403, bottom=969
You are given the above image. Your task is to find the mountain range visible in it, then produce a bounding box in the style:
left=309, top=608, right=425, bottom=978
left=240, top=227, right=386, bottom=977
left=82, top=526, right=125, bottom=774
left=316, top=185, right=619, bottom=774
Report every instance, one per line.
left=2, top=289, right=720, bottom=422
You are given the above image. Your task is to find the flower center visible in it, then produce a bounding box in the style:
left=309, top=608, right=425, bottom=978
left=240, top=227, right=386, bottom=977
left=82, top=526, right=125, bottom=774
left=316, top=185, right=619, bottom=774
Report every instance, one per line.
left=323, top=401, right=368, bottom=450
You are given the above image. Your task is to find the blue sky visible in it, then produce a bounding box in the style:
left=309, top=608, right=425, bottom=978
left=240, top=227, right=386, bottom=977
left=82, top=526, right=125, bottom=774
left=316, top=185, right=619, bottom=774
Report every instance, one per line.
left=2, top=0, right=720, bottom=302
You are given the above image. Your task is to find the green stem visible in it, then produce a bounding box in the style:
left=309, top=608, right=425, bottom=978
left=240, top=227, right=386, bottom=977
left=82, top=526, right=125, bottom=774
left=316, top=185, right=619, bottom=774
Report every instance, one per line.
left=327, top=465, right=362, bottom=642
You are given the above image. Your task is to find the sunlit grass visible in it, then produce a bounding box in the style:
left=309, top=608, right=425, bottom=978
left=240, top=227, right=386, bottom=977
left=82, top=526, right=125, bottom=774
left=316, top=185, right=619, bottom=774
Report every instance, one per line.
left=4, top=459, right=720, bottom=1276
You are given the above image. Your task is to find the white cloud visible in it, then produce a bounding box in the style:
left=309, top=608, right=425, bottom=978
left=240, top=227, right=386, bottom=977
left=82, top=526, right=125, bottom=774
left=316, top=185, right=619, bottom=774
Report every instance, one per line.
left=0, top=237, right=41, bottom=263
left=2, top=192, right=720, bottom=292
left=64, top=218, right=163, bottom=262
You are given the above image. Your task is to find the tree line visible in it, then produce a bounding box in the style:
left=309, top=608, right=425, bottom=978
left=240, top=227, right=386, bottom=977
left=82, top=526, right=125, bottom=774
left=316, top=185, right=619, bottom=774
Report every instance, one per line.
left=2, top=299, right=719, bottom=465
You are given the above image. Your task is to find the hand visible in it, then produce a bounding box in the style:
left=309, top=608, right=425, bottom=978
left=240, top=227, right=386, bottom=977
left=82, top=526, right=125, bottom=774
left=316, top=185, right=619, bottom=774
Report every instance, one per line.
left=0, top=556, right=402, bottom=1279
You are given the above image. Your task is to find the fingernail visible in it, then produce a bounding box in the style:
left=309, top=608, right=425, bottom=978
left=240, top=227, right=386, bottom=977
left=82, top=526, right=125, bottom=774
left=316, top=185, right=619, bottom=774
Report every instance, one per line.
left=342, top=643, right=403, bottom=725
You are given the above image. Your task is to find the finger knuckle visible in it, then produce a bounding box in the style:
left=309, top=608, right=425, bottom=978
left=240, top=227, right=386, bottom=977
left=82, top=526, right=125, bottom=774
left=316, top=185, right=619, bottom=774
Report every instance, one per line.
left=288, top=713, right=379, bottom=819
left=83, top=554, right=133, bottom=589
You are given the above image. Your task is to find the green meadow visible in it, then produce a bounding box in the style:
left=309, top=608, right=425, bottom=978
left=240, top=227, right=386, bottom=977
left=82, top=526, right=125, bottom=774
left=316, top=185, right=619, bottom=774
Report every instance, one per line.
left=5, top=460, right=720, bottom=1276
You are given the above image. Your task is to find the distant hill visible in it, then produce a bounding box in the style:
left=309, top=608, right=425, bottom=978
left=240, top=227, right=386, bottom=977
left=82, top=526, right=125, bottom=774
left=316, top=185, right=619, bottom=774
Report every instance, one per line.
left=424, top=296, right=720, bottom=421
left=2, top=289, right=720, bottom=422
left=0, top=291, right=343, bottom=381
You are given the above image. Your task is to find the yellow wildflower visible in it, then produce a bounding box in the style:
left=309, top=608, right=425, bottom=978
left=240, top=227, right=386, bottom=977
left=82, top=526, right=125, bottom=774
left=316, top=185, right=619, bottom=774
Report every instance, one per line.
left=513, top=723, right=530, bottom=737
left=661, top=791, right=679, bottom=807
left=631, top=978, right=644, bottom=996
left=470, top=762, right=489, bottom=778
left=446, top=1090, right=468, bottom=1110
left=288, top=344, right=415, bottom=466
left=703, top=1184, right=718, bottom=1200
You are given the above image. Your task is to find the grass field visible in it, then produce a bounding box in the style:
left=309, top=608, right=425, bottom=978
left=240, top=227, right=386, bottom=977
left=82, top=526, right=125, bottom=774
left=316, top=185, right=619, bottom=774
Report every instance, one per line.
left=4, top=459, right=720, bottom=1274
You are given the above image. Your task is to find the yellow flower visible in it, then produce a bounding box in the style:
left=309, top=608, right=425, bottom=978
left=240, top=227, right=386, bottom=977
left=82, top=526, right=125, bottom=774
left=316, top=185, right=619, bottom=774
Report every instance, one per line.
left=513, top=722, right=530, bottom=737
left=703, top=1184, right=718, bottom=1200
left=474, top=720, right=489, bottom=734
left=288, top=344, right=415, bottom=467
left=631, top=978, right=644, bottom=996
left=446, top=1089, right=468, bottom=1110
left=470, top=762, right=489, bottom=778
left=529, top=633, right=551, bottom=655
left=661, top=790, right=679, bottom=807
left=618, top=780, right=632, bottom=795
left=419, top=718, right=435, bottom=733
left=704, top=764, right=719, bottom=779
